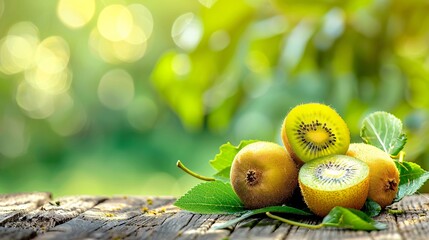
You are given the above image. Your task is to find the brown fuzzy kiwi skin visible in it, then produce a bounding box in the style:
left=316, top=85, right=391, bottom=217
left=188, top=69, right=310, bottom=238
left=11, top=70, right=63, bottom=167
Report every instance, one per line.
left=230, top=141, right=298, bottom=209
left=346, top=143, right=400, bottom=208
left=298, top=155, right=370, bottom=217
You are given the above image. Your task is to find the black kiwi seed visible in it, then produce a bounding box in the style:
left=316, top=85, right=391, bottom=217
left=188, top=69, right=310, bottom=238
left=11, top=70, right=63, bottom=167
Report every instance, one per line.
left=295, top=121, right=337, bottom=153
left=282, top=103, right=351, bottom=165
left=314, top=161, right=358, bottom=185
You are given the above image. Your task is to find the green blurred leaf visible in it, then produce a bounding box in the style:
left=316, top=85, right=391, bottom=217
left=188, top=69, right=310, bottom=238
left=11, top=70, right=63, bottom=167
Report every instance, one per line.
left=322, top=207, right=387, bottom=230
left=151, top=50, right=213, bottom=129
left=212, top=205, right=312, bottom=230
left=394, top=161, right=429, bottom=202
left=360, top=111, right=407, bottom=155
left=362, top=199, right=382, bottom=217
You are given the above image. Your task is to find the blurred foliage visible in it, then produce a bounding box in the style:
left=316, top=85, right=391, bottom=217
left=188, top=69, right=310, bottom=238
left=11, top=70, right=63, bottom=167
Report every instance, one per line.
left=0, top=0, right=428, bottom=196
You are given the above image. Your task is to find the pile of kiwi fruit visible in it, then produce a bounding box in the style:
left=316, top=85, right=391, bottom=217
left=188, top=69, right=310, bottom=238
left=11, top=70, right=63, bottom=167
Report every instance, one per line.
left=230, top=103, right=400, bottom=217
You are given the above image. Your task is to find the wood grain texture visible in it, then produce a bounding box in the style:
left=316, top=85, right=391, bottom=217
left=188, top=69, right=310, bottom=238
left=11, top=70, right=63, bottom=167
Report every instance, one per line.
left=0, top=193, right=427, bottom=239
left=0, top=192, right=51, bottom=225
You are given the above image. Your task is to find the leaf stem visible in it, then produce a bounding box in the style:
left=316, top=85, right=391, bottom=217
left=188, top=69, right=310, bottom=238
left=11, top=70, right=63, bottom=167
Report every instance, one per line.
left=176, top=160, right=215, bottom=181
left=390, top=151, right=405, bottom=163
left=398, top=151, right=405, bottom=163
left=387, top=209, right=404, bottom=215
left=266, top=212, right=323, bottom=230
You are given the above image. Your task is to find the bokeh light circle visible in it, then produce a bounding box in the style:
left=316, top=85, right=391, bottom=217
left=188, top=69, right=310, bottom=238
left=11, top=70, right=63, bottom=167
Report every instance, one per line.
left=0, top=22, right=40, bottom=75
left=98, top=69, right=135, bottom=110
left=97, top=4, right=133, bottom=42
left=209, top=30, right=230, bottom=51
left=172, top=13, right=203, bottom=51
left=35, top=36, right=70, bottom=74
left=172, top=53, right=191, bottom=76
left=90, top=4, right=152, bottom=64
left=57, top=0, right=95, bottom=28
left=198, top=0, right=218, bottom=8
left=16, top=81, right=56, bottom=119
left=127, top=4, right=153, bottom=40
left=48, top=94, right=87, bottom=136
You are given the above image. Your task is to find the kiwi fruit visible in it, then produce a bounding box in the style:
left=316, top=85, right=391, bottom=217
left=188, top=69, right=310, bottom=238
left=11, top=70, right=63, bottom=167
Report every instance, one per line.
left=230, top=141, right=298, bottom=209
left=298, top=155, right=370, bottom=217
left=281, top=103, right=350, bottom=166
left=346, top=143, right=400, bottom=208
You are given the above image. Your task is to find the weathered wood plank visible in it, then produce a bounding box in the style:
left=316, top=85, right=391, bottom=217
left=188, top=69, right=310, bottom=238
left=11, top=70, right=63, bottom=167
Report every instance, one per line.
left=119, top=206, right=176, bottom=239
left=190, top=215, right=233, bottom=240
left=0, top=193, right=427, bottom=239
left=392, top=194, right=429, bottom=240
left=0, top=192, right=51, bottom=225
left=0, top=227, right=36, bottom=240
left=36, top=196, right=175, bottom=240
left=4, top=195, right=106, bottom=233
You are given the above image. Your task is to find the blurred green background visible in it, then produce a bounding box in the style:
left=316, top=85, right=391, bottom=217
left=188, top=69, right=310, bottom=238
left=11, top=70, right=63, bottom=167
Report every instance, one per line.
left=0, top=0, right=428, bottom=196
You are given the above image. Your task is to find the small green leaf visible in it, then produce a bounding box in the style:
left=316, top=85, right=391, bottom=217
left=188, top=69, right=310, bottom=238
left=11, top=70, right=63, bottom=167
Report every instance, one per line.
left=209, top=140, right=258, bottom=172
left=394, top=161, right=429, bottom=202
left=322, top=207, right=387, bottom=231
left=212, top=205, right=312, bottom=230
left=213, top=167, right=231, bottom=182
left=360, top=111, right=407, bottom=155
left=174, top=181, right=244, bottom=214
left=362, top=199, right=382, bottom=217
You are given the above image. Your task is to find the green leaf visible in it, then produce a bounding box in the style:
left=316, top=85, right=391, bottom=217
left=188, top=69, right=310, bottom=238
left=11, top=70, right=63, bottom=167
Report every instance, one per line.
left=212, top=205, right=312, bottom=230
left=209, top=140, right=258, bottom=172
left=394, top=161, right=429, bottom=202
left=362, top=199, right=382, bottom=217
left=322, top=207, right=387, bottom=231
left=174, top=181, right=244, bottom=214
left=360, top=111, right=407, bottom=155
left=213, top=167, right=231, bottom=182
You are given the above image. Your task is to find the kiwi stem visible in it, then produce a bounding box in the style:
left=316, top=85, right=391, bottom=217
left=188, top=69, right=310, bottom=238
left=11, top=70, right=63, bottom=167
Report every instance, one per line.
left=176, top=160, right=215, bottom=181
left=266, top=212, right=324, bottom=229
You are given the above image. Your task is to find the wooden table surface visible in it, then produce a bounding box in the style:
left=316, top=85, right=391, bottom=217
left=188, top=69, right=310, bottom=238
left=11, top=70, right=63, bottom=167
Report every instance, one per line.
left=0, top=192, right=428, bottom=240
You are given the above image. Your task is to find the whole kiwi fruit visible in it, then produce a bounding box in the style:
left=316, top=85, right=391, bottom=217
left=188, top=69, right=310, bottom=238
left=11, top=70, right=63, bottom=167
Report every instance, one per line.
left=281, top=103, right=350, bottom=166
left=298, top=155, right=370, bottom=217
left=346, top=143, right=400, bottom=208
left=230, top=141, right=298, bottom=209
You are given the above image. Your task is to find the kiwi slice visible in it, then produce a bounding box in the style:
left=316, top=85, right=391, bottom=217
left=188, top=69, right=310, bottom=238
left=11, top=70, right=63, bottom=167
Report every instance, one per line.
left=230, top=141, right=298, bottom=209
left=347, top=143, right=400, bottom=208
left=299, top=155, right=370, bottom=217
left=281, top=103, right=350, bottom=165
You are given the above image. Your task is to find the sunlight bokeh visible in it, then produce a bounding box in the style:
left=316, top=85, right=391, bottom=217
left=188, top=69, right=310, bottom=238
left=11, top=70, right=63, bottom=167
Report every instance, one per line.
left=57, top=0, right=95, bottom=29
left=0, top=0, right=428, bottom=196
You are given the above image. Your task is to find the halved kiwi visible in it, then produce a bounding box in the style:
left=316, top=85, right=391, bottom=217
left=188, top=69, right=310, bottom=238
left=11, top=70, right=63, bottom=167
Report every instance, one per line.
left=230, top=141, right=298, bottom=209
left=346, top=143, right=400, bottom=208
left=281, top=103, right=350, bottom=165
left=299, top=155, right=370, bottom=217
